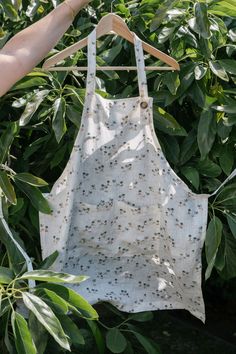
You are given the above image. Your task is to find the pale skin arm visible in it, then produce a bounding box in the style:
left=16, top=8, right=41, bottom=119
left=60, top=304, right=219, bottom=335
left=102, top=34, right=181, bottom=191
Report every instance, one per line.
left=0, top=0, right=91, bottom=97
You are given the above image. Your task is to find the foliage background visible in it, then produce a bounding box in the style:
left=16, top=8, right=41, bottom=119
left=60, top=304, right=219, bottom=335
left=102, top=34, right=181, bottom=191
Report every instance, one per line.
left=0, top=0, right=236, bottom=353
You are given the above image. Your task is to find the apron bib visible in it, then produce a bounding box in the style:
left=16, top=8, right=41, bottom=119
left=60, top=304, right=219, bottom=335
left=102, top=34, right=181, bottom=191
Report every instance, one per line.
left=39, top=28, right=235, bottom=323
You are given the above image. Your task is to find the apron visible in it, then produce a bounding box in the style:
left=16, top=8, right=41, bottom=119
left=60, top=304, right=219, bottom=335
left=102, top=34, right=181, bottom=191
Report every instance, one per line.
left=39, top=28, right=236, bottom=323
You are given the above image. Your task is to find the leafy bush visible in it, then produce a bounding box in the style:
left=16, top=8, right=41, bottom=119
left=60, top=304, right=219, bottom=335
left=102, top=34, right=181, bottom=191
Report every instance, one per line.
left=0, top=0, right=236, bottom=353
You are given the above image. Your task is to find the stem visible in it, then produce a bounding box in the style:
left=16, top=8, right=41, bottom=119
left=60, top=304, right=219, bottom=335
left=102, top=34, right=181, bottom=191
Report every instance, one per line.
left=214, top=196, right=235, bottom=205
left=211, top=206, right=226, bottom=214
left=117, top=318, right=131, bottom=328
left=0, top=252, right=7, bottom=266
left=97, top=320, right=112, bottom=330
left=8, top=297, right=15, bottom=312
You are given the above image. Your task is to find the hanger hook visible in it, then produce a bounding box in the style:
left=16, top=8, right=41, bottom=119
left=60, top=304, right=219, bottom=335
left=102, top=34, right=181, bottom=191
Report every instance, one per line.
left=111, top=0, right=115, bottom=13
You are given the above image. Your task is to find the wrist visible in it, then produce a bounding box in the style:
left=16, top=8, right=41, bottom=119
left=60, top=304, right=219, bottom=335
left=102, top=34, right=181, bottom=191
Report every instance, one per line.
left=64, top=0, right=90, bottom=15
left=64, top=0, right=75, bottom=20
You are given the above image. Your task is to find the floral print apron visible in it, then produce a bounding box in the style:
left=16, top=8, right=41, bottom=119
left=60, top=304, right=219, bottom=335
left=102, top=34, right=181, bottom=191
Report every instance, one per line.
left=39, top=28, right=236, bottom=323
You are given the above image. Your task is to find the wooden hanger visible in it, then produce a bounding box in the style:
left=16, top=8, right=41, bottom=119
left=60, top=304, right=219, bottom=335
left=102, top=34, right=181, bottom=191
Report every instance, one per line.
left=42, top=13, right=180, bottom=72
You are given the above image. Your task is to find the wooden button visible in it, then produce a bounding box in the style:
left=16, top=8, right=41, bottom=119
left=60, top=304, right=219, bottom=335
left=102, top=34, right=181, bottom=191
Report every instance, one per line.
left=140, top=101, right=148, bottom=109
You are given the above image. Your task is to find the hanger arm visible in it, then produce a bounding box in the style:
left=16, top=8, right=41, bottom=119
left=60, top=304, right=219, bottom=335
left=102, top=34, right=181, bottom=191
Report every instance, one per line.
left=42, top=66, right=176, bottom=71
left=43, top=37, right=87, bottom=69
left=42, top=14, right=180, bottom=71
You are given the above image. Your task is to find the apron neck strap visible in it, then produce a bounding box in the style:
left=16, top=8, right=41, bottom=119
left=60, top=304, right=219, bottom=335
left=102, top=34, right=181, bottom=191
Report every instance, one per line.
left=86, top=28, right=148, bottom=98
left=86, top=28, right=97, bottom=96
left=133, top=32, right=148, bottom=99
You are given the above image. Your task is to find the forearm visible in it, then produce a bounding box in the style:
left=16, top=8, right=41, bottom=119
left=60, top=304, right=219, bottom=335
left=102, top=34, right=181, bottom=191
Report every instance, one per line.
left=0, top=0, right=90, bottom=96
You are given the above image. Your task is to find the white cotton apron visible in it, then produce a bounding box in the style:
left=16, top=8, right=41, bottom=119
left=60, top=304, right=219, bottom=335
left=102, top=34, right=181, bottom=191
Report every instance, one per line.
left=39, top=28, right=236, bottom=323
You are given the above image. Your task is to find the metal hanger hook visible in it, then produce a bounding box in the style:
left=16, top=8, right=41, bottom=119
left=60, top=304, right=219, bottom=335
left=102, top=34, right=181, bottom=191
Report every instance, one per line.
left=111, top=0, right=116, bottom=13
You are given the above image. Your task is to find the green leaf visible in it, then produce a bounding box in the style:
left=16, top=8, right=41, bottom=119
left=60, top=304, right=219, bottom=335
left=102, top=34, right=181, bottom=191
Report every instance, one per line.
left=150, top=0, right=179, bottom=31
left=189, top=81, right=205, bottom=108
left=199, top=37, right=212, bottom=60
left=14, top=173, right=48, bottom=187
left=214, top=238, right=225, bottom=272
left=23, top=136, right=50, bottom=160
left=158, top=26, right=176, bottom=44
left=209, top=1, right=236, bottom=17
left=26, top=0, right=41, bottom=17
left=27, top=71, right=50, bottom=77
left=217, top=120, right=232, bottom=139
left=166, top=63, right=195, bottom=103
left=0, top=297, right=11, bottom=317
left=64, top=86, right=86, bottom=106
left=0, top=218, right=26, bottom=274
left=0, top=30, right=11, bottom=49
left=0, top=171, right=17, bottom=205
left=209, top=61, right=229, bottom=82
left=227, top=215, right=236, bottom=240
left=195, top=3, right=211, bottom=38
left=22, top=292, right=70, bottom=351
left=218, top=231, right=236, bottom=279
left=39, top=251, right=59, bottom=270
left=170, top=37, right=185, bottom=60
left=10, top=77, right=47, bottom=91
left=212, top=104, right=236, bottom=114
left=164, top=71, right=180, bottom=95
left=214, top=183, right=236, bottom=208
left=66, top=105, right=81, bottom=128
left=228, top=28, right=236, bottom=42
left=219, top=59, right=236, bottom=75
left=50, top=144, right=67, bottom=169
left=87, top=319, right=105, bottom=354
left=0, top=122, right=19, bottom=164
left=205, top=216, right=223, bottom=280
left=0, top=266, right=14, bottom=284
left=226, top=44, right=236, bottom=57
left=52, top=97, right=67, bottom=143
left=197, top=158, right=222, bottom=177
left=64, top=288, right=99, bottom=320
left=57, top=314, right=85, bottom=347
left=179, top=129, right=198, bottom=165
left=106, top=328, right=127, bottom=353
left=36, top=283, right=99, bottom=320
left=5, top=314, right=15, bottom=353
left=28, top=313, right=48, bottom=354
left=181, top=166, right=199, bottom=190
left=11, top=311, right=37, bottom=354
left=116, top=4, right=130, bottom=17
left=20, top=270, right=89, bottom=283
left=35, top=288, right=69, bottom=314
left=101, top=43, right=123, bottom=64
left=197, top=110, right=217, bottom=160
left=0, top=0, right=18, bottom=20
left=194, top=65, right=208, bottom=80
left=128, top=312, right=153, bottom=322
left=219, top=146, right=234, bottom=175
left=9, top=197, right=24, bottom=216
left=189, top=3, right=211, bottom=39
left=19, top=90, right=49, bottom=126
left=131, top=331, right=161, bottom=354
left=15, top=180, right=51, bottom=214
left=158, top=135, right=180, bottom=165
left=29, top=205, right=39, bottom=232
left=153, top=106, right=187, bottom=136
left=176, top=25, right=198, bottom=48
